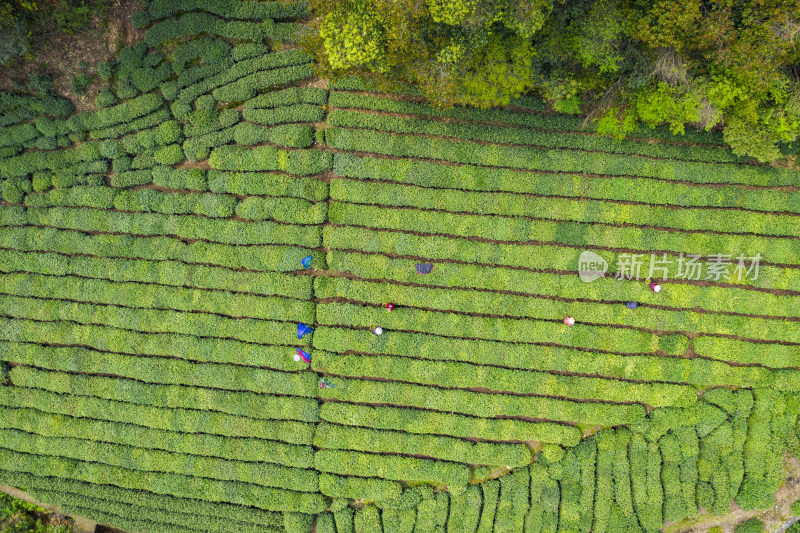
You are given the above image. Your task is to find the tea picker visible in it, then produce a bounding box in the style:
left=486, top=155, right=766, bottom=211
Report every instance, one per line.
left=295, top=349, right=311, bottom=363
left=649, top=281, right=662, bottom=293
left=297, top=323, right=313, bottom=339
left=416, top=263, right=433, bottom=275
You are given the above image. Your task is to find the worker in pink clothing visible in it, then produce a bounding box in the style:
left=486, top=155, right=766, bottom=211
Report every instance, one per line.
left=563, top=316, right=575, bottom=327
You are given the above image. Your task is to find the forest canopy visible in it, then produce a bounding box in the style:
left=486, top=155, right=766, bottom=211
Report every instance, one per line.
left=300, top=0, right=800, bottom=162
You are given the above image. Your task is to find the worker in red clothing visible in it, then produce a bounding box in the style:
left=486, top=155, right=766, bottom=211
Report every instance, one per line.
left=649, top=281, right=662, bottom=293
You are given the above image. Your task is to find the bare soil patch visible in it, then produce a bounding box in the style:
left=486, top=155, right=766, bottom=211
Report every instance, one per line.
left=0, top=0, right=144, bottom=113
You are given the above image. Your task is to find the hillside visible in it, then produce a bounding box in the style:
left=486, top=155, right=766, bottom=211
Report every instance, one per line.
left=0, top=1, right=798, bottom=532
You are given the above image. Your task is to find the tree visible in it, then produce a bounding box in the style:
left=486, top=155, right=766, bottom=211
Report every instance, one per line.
left=298, top=0, right=800, bottom=162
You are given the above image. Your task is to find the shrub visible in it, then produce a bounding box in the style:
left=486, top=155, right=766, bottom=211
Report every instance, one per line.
left=736, top=480, right=775, bottom=511
left=114, top=188, right=237, bottom=218
left=88, top=108, right=171, bottom=141
left=0, top=371, right=314, bottom=443
left=95, top=87, right=117, bottom=108
left=178, top=50, right=312, bottom=102
left=207, top=170, right=328, bottom=200
left=0, top=415, right=319, bottom=492
left=1, top=142, right=104, bottom=178
left=0, top=403, right=312, bottom=468
left=330, top=498, right=350, bottom=513
left=68, top=93, right=163, bottom=133
left=232, top=42, right=269, bottom=62
left=792, top=499, right=800, bottom=517
left=9, top=364, right=318, bottom=421
left=1, top=178, right=24, bottom=203
left=171, top=37, right=231, bottom=75
left=170, top=100, right=191, bottom=121
left=540, top=444, right=565, bottom=463
left=284, top=512, right=314, bottom=533
left=326, top=126, right=800, bottom=187
left=131, top=9, right=151, bottom=28
left=735, top=518, right=764, bottom=533
left=131, top=152, right=156, bottom=169
left=122, top=121, right=183, bottom=154
left=153, top=143, right=185, bottom=165
left=319, top=473, right=402, bottom=501
left=476, top=479, right=499, bottom=533
left=312, top=315, right=692, bottom=407
left=703, top=388, right=738, bottom=415
left=319, top=402, right=578, bottom=447
left=151, top=166, right=207, bottom=191
left=96, top=61, right=113, bottom=80
left=212, top=64, right=314, bottom=102
left=494, top=468, right=529, bottom=532
left=25, top=186, right=114, bottom=209
left=327, top=180, right=799, bottom=265
left=113, top=170, right=152, bottom=188
left=182, top=126, right=235, bottom=162
left=334, top=508, right=355, bottom=533
left=315, top=449, right=471, bottom=487
left=25, top=205, right=322, bottom=247
left=185, top=109, right=240, bottom=138
left=113, top=156, right=132, bottom=173
left=0, top=244, right=312, bottom=300
left=314, top=422, right=529, bottom=467
left=147, top=0, right=307, bottom=20
left=316, top=513, right=336, bottom=533
left=244, top=87, right=328, bottom=109
left=0, top=447, right=325, bottom=514
left=268, top=124, right=314, bottom=148
left=71, top=73, right=93, bottom=94
left=131, top=62, right=171, bottom=93
left=1, top=311, right=310, bottom=382
left=326, top=94, right=740, bottom=163
left=243, top=103, right=324, bottom=126
left=0, top=19, right=29, bottom=66
left=235, top=195, right=326, bottom=224
left=114, top=76, right=139, bottom=99
left=160, top=81, right=178, bottom=100
left=209, top=145, right=332, bottom=176
left=31, top=173, right=51, bottom=192
left=1, top=224, right=322, bottom=273
left=697, top=402, right=729, bottom=438
left=0, top=123, right=38, bottom=147
left=318, top=371, right=642, bottom=429
left=234, top=122, right=314, bottom=148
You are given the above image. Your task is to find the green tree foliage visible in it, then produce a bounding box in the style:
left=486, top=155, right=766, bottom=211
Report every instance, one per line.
left=305, top=0, right=554, bottom=107
left=304, top=0, right=800, bottom=161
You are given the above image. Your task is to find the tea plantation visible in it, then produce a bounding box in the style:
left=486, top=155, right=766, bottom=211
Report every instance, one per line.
left=0, top=1, right=798, bottom=532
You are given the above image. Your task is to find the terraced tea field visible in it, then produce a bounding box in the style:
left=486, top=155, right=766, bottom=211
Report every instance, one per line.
left=0, top=1, right=798, bottom=531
